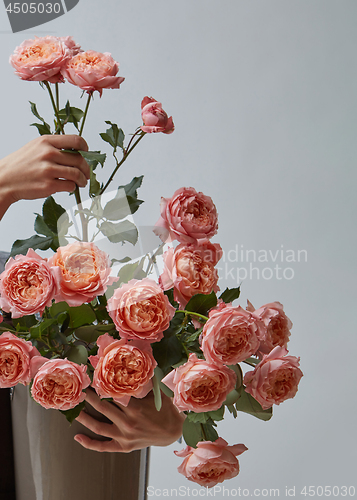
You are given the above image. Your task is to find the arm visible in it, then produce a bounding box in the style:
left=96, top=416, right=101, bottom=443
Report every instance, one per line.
left=74, top=388, right=185, bottom=453
left=0, top=135, right=90, bottom=221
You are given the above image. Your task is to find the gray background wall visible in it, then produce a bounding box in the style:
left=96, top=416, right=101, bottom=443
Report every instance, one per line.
left=0, top=1, right=356, bottom=497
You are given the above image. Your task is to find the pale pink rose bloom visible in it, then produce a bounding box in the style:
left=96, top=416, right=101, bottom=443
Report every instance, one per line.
left=175, top=438, right=248, bottom=488
left=9, top=36, right=74, bottom=83
left=159, top=240, right=222, bottom=308
left=48, top=242, right=116, bottom=307
left=59, top=36, right=82, bottom=56
left=89, top=333, right=157, bottom=406
left=201, top=305, right=264, bottom=366
left=0, top=249, right=58, bottom=318
left=107, top=278, right=175, bottom=342
left=30, top=357, right=90, bottom=410
left=248, top=301, right=292, bottom=358
left=62, top=50, right=125, bottom=96
left=162, top=353, right=236, bottom=413
left=0, top=332, right=40, bottom=388
left=154, top=187, right=218, bottom=244
left=140, top=97, right=174, bottom=134
left=243, top=346, right=303, bottom=410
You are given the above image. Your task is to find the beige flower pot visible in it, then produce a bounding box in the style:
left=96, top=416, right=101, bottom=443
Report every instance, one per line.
left=11, top=384, right=149, bottom=500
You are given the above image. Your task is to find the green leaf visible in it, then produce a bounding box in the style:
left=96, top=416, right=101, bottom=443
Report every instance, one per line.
left=42, top=196, right=67, bottom=234
left=68, top=304, right=97, bottom=329
left=219, top=286, right=241, bottom=304
left=29, top=318, right=58, bottom=339
left=244, top=357, right=260, bottom=366
left=207, top=406, right=225, bottom=421
left=226, top=404, right=238, bottom=418
left=152, top=334, right=184, bottom=374
left=117, top=257, right=146, bottom=284
left=60, top=401, right=85, bottom=424
left=187, top=412, right=209, bottom=424
left=29, top=101, right=45, bottom=122
left=89, top=169, right=101, bottom=197
left=49, top=302, right=70, bottom=317
left=100, top=220, right=138, bottom=245
left=74, top=324, right=115, bottom=344
left=228, top=364, right=243, bottom=390
left=66, top=344, right=88, bottom=365
left=235, top=387, right=273, bottom=421
left=10, top=235, right=53, bottom=257
left=185, top=291, right=217, bottom=318
left=202, top=422, right=219, bottom=442
left=223, top=389, right=241, bottom=406
left=154, top=366, right=174, bottom=398
left=30, top=122, right=51, bottom=135
left=34, top=214, right=55, bottom=237
left=182, top=418, right=204, bottom=447
left=100, top=121, right=124, bottom=151
left=102, top=194, right=133, bottom=221
left=163, top=312, right=185, bottom=338
left=120, top=176, right=143, bottom=199
left=79, top=151, right=106, bottom=170
left=58, top=104, right=84, bottom=129
left=152, top=372, right=162, bottom=411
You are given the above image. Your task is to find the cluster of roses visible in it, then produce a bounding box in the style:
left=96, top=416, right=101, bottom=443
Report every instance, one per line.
left=0, top=186, right=303, bottom=487
left=10, top=35, right=174, bottom=133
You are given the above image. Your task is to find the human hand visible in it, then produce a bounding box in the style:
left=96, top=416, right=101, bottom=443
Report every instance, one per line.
left=0, top=135, right=89, bottom=220
left=74, top=388, right=185, bottom=453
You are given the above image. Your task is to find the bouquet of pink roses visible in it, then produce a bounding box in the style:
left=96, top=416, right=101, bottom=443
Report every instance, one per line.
left=0, top=36, right=302, bottom=488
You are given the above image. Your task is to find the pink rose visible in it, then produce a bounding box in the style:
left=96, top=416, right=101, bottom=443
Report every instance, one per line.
left=243, top=346, right=303, bottom=410
left=0, top=249, right=58, bottom=318
left=159, top=240, right=222, bottom=307
left=154, top=187, right=218, bottom=244
left=62, top=50, right=125, bottom=96
left=174, top=438, right=248, bottom=488
left=30, top=357, right=90, bottom=410
left=140, top=97, right=174, bottom=134
left=0, top=332, right=39, bottom=388
left=175, top=438, right=247, bottom=488
left=59, top=36, right=82, bottom=56
left=201, top=305, right=264, bottom=366
left=162, top=353, right=236, bottom=413
left=89, top=333, right=157, bottom=406
left=10, top=36, right=74, bottom=83
left=48, top=242, right=116, bottom=307
left=107, top=278, right=175, bottom=342
left=248, top=301, right=292, bottom=358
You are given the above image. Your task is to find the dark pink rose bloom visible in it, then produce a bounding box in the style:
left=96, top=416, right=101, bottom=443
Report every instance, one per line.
left=62, top=50, right=125, bottom=96
left=159, top=240, right=222, bottom=307
left=10, top=36, right=74, bottom=83
left=0, top=332, right=39, bottom=388
left=154, top=187, right=219, bottom=244
left=89, top=333, right=157, bottom=406
left=30, top=357, right=90, bottom=410
left=162, top=353, right=236, bottom=413
left=140, top=97, right=174, bottom=134
left=175, top=438, right=247, bottom=488
left=106, top=278, right=175, bottom=342
left=0, top=249, right=58, bottom=318
left=243, top=346, right=303, bottom=410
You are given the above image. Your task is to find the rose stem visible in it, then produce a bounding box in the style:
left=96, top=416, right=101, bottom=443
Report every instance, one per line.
left=55, top=82, right=60, bottom=111
left=176, top=310, right=209, bottom=322
left=79, top=92, right=92, bottom=137
left=100, top=131, right=146, bottom=195
left=200, top=424, right=208, bottom=441
left=44, top=81, right=64, bottom=135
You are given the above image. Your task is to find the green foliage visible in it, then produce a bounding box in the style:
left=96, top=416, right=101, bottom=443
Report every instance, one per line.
left=219, top=286, right=241, bottom=304
left=185, top=291, right=217, bottom=318
left=66, top=345, right=88, bottom=365
left=235, top=386, right=273, bottom=421
left=79, top=151, right=106, bottom=170
left=152, top=371, right=162, bottom=411
left=152, top=333, right=184, bottom=374
left=60, top=401, right=85, bottom=424
left=100, top=121, right=125, bottom=152
left=29, top=101, right=51, bottom=135
left=182, top=418, right=219, bottom=448
left=117, top=257, right=146, bottom=284
left=58, top=102, right=84, bottom=130
left=68, top=304, right=97, bottom=329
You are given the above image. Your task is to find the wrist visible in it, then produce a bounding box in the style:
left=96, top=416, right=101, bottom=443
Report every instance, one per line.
left=0, top=158, right=16, bottom=221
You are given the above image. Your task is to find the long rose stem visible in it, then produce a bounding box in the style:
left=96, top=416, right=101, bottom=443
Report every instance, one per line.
left=100, top=131, right=145, bottom=195
left=79, top=92, right=92, bottom=137
left=45, top=81, right=64, bottom=135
